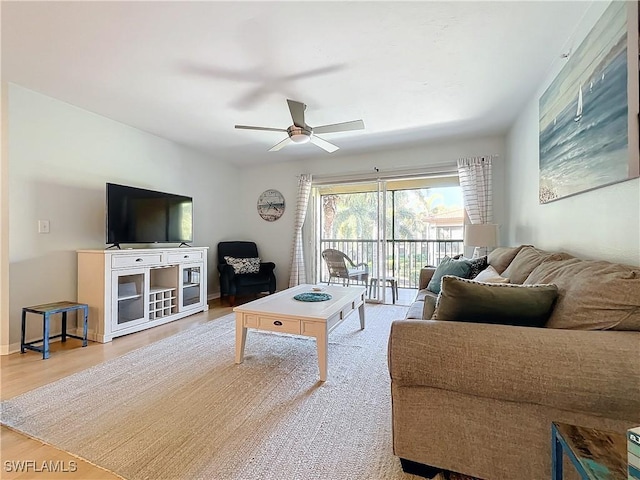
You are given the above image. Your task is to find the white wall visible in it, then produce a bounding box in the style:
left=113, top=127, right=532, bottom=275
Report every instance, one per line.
left=3, top=84, right=241, bottom=352
left=2, top=84, right=506, bottom=352
left=237, top=135, right=506, bottom=290
left=1, top=82, right=9, bottom=352
left=505, top=2, right=640, bottom=266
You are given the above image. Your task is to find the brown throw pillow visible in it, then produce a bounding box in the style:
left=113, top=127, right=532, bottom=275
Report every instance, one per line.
left=433, top=276, right=559, bottom=327
left=488, top=245, right=532, bottom=274
left=501, top=246, right=572, bottom=285
left=525, top=258, right=640, bottom=331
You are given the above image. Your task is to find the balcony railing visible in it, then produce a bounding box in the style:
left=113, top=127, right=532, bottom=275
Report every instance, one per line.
left=319, top=239, right=464, bottom=289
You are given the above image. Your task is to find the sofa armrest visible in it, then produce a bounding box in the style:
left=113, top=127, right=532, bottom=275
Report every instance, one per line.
left=418, top=267, right=436, bottom=290
left=388, top=320, right=640, bottom=421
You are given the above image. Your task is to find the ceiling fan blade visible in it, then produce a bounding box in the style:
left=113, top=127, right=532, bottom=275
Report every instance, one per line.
left=181, top=64, right=266, bottom=82
left=283, top=64, right=346, bottom=81
left=312, top=119, right=365, bottom=134
left=232, top=85, right=270, bottom=110
left=235, top=125, right=287, bottom=132
left=310, top=135, right=339, bottom=153
left=287, top=99, right=306, bottom=127
left=269, top=137, right=293, bottom=152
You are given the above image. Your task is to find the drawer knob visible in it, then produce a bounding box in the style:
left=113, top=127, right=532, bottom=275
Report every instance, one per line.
left=136, top=258, right=143, bottom=262
left=273, top=321, right=283, bottom=326
left=184, top=255, right=189, bottom=258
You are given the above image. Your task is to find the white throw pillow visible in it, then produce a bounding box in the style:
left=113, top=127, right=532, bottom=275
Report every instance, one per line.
left=473, top=265, right=510, bottom=283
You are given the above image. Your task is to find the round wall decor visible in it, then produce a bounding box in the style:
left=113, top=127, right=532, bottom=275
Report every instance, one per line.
left=257, top=189, right=285, bottom=221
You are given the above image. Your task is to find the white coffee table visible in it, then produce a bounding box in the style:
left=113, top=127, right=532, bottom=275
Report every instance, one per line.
left=233, top=284, right=366, bottom=381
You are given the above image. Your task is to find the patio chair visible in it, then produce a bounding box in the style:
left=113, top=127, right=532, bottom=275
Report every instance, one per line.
left=321, top=249, right=369, bottom=287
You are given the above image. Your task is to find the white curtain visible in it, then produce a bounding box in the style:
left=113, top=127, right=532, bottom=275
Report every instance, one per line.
left=457, top=155, right=494, bottom=256
left=289, top=174, right=312, bottom=287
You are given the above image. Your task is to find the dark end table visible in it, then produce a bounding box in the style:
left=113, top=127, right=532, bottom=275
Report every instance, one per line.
left=21, top=301, right=89, bottom=359
left=552, top=422, right=628, bottom=479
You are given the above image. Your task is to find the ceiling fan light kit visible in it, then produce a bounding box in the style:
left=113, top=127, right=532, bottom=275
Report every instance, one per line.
left=235, top=99, right=364, bottom=153
left=288, top=126, right=311, bottom=144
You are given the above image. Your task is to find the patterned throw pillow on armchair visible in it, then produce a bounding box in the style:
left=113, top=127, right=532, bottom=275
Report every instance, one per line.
left=224, top=256, right=260, bottom=274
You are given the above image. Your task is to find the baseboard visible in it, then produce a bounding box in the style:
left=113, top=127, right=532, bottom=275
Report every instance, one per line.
left=2, top=299, right=217, bottom=355
left=3, top=335, right=65, bottom=356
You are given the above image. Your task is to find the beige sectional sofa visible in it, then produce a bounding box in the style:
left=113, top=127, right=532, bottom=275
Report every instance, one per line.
left=388, top=245, right=640, bottom=480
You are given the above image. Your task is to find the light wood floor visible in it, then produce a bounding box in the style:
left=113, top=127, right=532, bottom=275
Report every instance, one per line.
left=1, top=292, right=409, bottom=479
left=1, top=298, right=233, bottom=480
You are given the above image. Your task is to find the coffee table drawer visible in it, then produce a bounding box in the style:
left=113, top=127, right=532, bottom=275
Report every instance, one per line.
left=340, top=303, right=355, bottom=320
left=257, top=315, right=301, bottom=335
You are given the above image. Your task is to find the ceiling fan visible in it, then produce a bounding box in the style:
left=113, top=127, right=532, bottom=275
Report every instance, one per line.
left=235, top=99, right=365, bottom=153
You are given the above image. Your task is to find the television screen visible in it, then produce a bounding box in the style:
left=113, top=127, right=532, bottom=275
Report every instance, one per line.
left=106, top=183, right=193, bottom=246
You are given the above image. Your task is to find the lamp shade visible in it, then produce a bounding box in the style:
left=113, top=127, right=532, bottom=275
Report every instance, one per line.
left=464, top=224, right=499, bottom=247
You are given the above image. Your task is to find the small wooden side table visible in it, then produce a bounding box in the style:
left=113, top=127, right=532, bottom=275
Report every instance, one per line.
left=21, top=301, right=89, bottom=359
left=368, top=277, right=398, bottom=304
left=552, top=422, right=628, bottom=479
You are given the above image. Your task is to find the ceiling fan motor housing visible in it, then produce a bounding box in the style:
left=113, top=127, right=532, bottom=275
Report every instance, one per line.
left=287, top=125, right=311, bottom=143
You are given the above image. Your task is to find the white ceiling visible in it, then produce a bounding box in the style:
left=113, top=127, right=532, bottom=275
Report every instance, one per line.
left=2, top=1, right=591, bottom=167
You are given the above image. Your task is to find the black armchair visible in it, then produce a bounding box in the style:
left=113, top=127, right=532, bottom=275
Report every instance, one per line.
left=217, top=241, right=276, bottom=306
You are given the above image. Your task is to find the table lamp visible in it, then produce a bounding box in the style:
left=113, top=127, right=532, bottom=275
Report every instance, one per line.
left=464, top=224, right=499, bottom=258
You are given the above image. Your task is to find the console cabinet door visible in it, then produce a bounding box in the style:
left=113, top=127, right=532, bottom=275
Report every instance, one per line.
left=178, top=262, right=204, bottom=311
left=111, top=268, right=149, bottom=331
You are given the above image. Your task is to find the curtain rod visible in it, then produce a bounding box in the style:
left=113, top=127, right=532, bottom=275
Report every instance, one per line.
left=309, top=163, right=458, bottom=186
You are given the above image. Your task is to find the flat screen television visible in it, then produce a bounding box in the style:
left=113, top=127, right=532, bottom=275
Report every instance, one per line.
left=106, top=183, right=193, bottom=247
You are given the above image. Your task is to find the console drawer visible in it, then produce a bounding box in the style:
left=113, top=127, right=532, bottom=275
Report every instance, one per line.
left=167, top=251, right=203, bottom=263
left=112, top=254, right=163, bottom=268
left=257, top=316, right=300, bottom=335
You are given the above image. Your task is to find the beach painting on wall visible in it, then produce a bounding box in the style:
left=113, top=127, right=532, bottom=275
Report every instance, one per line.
left=539, top=1, right=638, bottom=204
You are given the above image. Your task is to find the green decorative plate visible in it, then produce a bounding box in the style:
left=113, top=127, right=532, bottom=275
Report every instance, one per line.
left=293, top=292, right=332, bottom=302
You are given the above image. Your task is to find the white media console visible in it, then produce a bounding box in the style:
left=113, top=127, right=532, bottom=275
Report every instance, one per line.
left=77, top=247, right=208, bottom=343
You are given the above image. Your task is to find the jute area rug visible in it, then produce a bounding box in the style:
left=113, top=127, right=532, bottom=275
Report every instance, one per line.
left=2, top=303, right=470, bottom=480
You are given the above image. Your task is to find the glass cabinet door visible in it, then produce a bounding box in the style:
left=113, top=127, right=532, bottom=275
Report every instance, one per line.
left=111, top=268, right=149, bottom=330
left=180, top=263, right=203, bottom=309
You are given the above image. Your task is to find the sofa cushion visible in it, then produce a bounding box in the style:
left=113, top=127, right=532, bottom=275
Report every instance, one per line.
left=423, top=294, right=438, bottom=319
left=473, top=265, right=510, bottom=283
left=405, top=301, right=426, bottom=320
left=433, top=276, right=558, bottom=327
left=500, top=246, right=571, bottom=285
left=413, top=289, right=430, bottom=303
left=524, top=258, right=640, bottom=331
left=426, top=256, right=472, bottom=294
left=487, top=245, right=531, bottom=274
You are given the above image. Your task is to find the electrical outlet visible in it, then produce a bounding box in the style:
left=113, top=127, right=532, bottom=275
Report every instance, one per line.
left=38, top=220, right=50, bottom=234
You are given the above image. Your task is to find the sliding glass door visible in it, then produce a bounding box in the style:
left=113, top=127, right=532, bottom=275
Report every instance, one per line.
left=311, top=174, right=465, bottom=305
left=314, top=180, right=388, bottom=303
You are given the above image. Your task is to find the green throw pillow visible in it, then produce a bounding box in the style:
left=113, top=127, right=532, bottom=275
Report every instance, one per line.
left=426, top=256, right=473, bottom=294
left=433, top=276, right=558, bottom=327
